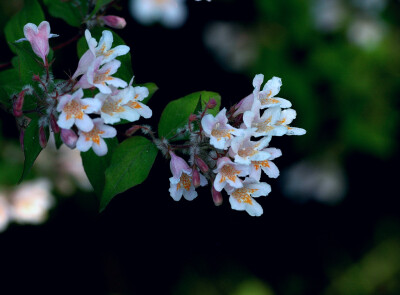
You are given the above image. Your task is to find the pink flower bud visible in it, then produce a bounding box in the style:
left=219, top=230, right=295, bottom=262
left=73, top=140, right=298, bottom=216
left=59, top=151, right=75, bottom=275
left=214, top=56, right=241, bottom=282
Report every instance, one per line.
left=19, top=129, right=25, bottom=151
left=16, top=21, right=58, bottom=66
left=50, top=114, right=60, bottom=133
left=101, top=16, right=127, bottom=29
left=39, top=126, right=47, bottom=148
left=13, top=91, right=25, bottom=117
left=195, top=156, right=209, bottom=173
left=60, top=128, right=78, bottom=149
left=207, top=98, right=217, bottom=109
left=212, top=186, right=223, bottom=206
left=192, top=167, right=201, bottom=188
left=169, top=151, right=191, bottom=179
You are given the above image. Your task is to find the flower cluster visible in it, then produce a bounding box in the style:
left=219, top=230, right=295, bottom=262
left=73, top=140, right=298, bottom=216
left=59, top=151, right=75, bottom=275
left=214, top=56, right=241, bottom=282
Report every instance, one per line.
left=14, top=22, right=152, bottom=156
left=167, top=74, right=305, bottom=216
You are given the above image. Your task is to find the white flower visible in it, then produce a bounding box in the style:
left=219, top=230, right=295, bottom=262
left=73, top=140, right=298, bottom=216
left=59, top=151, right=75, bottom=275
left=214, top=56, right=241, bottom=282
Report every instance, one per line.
left=130, top=0, right=188, bottom=28
left=243, top=105, right=287, bottom=137
left=0, top=193, right=10, bottom=232
left=257, top=75, right=292, bottom=109
left=76, top=57, right=127, bottom=94
left=201, top=108, right=239, bottom=150
left=76, top=118, right=117, bottom=156
left=229, top=134, right=271, bottom=165
left=10, top=179, right=54, bottom=224
left=213, top=157, right=249, bottom=192
left=57, top=88, right=101, bottom=132
left=73, top=30, right=130, bottom=79
left=249, top=148, right=282, bottom=181
left=276, top=109, right=306, bottom=136
left=227, top=178, right=271, bottom=217
left=96, top=86, right=151, bottom=124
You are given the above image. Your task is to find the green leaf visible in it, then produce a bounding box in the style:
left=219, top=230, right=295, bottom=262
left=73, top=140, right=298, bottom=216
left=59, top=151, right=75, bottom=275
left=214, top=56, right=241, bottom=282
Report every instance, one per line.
left=11, top=42, right=45, bottom=85
left=43, top=0, right=88, bottom=27
left=4, top=0, right=45, bottom=53
left=158, top=91, right=221, bottom=140
left=81, top=137, right=119, bottom=196
left=20, top=115, right=47, bottom=182
left=101, top=136, right=158, bottom=212
left=77, top=27, right=133, bottom=82
left=89, top=0, right=113, bottom=19
left=0, top=68, right=22, bottom=108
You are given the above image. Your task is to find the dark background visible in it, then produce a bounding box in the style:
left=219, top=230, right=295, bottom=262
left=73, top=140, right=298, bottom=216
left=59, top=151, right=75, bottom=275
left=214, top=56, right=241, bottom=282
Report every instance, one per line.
left=1, top=0, right=400, bottom=294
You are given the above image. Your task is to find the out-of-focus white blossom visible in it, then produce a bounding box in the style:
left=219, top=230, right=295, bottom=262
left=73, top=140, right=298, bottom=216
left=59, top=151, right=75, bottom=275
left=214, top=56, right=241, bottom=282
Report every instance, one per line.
left=311, top=0, right=346, bottom=32
left=10, top=179, right=54, bottom=224
left=130, top=0, right=188, bottom=28
left=0, top=192, right=10, bottom=232
left=282, top=158, right=347, bottom=205
left=347, top=17, right=386, bottom=50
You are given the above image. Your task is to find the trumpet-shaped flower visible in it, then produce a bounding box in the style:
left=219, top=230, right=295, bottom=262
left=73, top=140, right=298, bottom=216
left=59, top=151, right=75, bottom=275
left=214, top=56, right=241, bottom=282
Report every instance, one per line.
left=76, top=118, right=117, bottom=156
left=213, top=157, right=249, bottom=192
left=201, top=108, right=239, bottom=150
left=57, top=88, right=101, bottom=132
left=16, top=21, right=58, bottom=65
left=76, top=57, right=127, bottom=94
left=130, top=0, right=188, bottom=28
left=168, top=152, right=207, bottom=201
left=229, top=134, right=271, bottom=165
left=123, top=86, right=153, bottom=119
left=249, top=148, right=282, bottom=181
left=227, top=178, right=271, bottom=217
left=97, top=86, right=151, bottom=124
left=243, top=105, right=287, bottom=137
left=276, top=109, right=307, bottom=136
left=258, top=76, right=292, bottom=109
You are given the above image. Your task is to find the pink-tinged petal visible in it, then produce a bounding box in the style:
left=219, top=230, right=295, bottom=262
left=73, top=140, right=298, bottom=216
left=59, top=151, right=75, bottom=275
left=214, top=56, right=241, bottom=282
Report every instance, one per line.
left=114, top=86, right=133, bottom=104
left=100, top=60, right=121, bottom=76
left=76, top=135, right=92, bottom=152
left=75, top=74, right=92, bottom=90
left=249, top=165, right=262, bottom=182
left=121, top=108, right=140, bottom=122
left=209, top=136, right=226, bottom=150
left=264, top=148, right=282, bottom=160
left=261, top=161, right=280, bottom=178
left=57, top=94, right=72, bottom=112
left=103, top=45, right=130, bottom=64
left=245, top=200, right=263, bottom=217
left=286, top=127, right=306, bottom=136
left=249, top=181, right=271, bottom=198
left=201, top=114, right=215, bottom=135
left=227, top=176, right=243, bottom=189
left=234, top=93, right=254, bottom=116
left=86, top=57, right=103, bottom=84
left=106, top=77, right=128, bottom=88
left=75, top=114, right=94, bottom=132
left=263, top=76, right=282, bottom=97
left=72, top=50, right=95, bottom=79
left=215, top=157, right=232, bottom=171
left=280, top=109, right=297, bottom=125
left=229, top=196, right=246, bottom=211
left=135, top=103, right=152, bottom=119
left=253, top=74, right=264, bottom=90
left=85, top=30, right=97, bottom=53
left=23, top=23, right=38, bottom=42
left=60, top=129, right=78, bottom=149
left=169, top=152, right=191, bottom=178
left=92, top=137, right=108, bottom=156
left=199, top=173, right=208, bottom=186
left=133, top=86, right=149, bottom=101
left=169, top=180, right=183, bottom=201
left=101, top=112, right=119, bottom=124
left=95, top=83, right=112, bottom=94
left=71, top=88, right=84, bottom=100
left=213, top=174, right=225, bottom=192
left=97, top=31, right=113, bottom=54
left=37, top=21, right=50, bottom=38
left=183, top=187, right=198, bottom=201
left=242, top=110, right=255, bottom=128
left=81, top=98, right=102, bottom=114
left=99, top=124, right=117, bottom=138
left=274, top=97, right=292, bottom=108
left=273, top=126, right=288, bottom=136
left=215, top=108, right=228, bottom=124
left=57, top=112, right=74, bottom=130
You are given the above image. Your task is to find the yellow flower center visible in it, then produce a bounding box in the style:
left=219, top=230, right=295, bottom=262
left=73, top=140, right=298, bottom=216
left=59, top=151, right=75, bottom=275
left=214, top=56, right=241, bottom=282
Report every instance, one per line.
left=82, top=126, right=105, bottom=145
left=63, top=100, right=88, bottom=120
left=219, top=165, right=240, bottom=183
left=232, top=188, right=258, bottom=204
left=101, top=98, right=125, bottom=115
left=177, top=173, right=191, bottom=191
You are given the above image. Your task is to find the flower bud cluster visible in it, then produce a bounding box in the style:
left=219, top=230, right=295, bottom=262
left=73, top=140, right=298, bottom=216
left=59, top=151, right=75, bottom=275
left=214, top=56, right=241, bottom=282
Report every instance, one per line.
left=167, top=74, right=306, bottom=216
left=14, top=21, right=152, bottom=156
